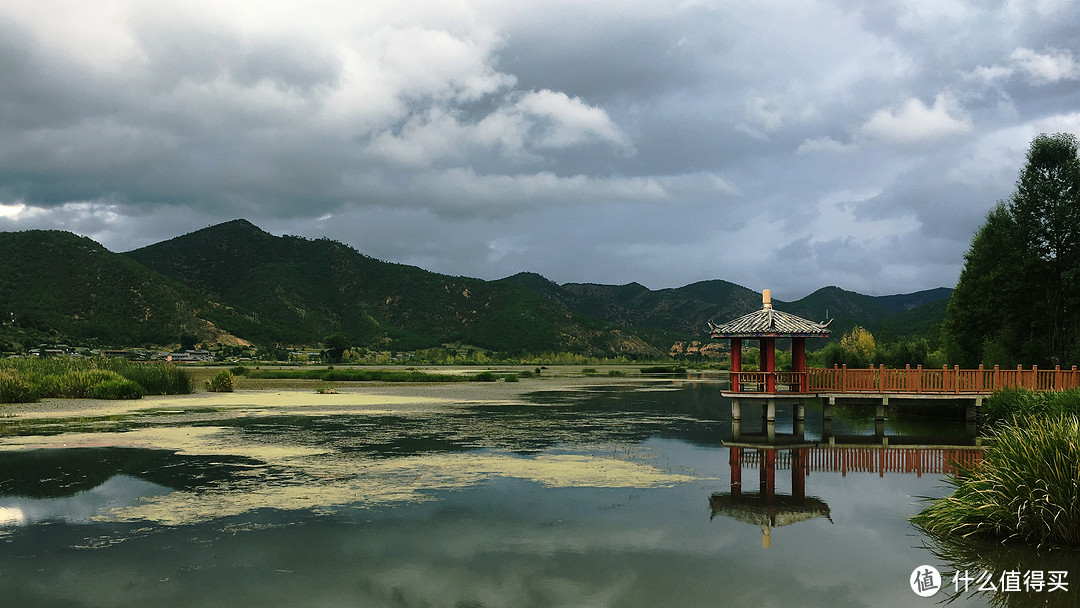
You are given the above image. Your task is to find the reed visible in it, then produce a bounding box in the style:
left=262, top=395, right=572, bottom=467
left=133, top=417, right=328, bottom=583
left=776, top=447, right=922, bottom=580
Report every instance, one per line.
left=981, top=387, right=1080, bottom=426
left=912, top=414, right=1080, bottom=547
left=0, top=357, right=193, bottom=402
left=0, top=370, right=41, bottom=403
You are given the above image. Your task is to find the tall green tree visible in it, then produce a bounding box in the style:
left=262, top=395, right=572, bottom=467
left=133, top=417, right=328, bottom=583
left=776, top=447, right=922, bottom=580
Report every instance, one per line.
left=943, top=133, right=1080, bottom=366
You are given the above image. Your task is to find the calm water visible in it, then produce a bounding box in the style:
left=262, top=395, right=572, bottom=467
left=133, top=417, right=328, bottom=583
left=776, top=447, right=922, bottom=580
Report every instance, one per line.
left=1, top=381, right=1076, bottom=607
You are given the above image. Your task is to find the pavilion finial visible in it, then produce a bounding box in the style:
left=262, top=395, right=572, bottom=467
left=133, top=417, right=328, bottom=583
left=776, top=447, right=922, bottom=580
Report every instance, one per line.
left=762, top=289, right=772, bottom=310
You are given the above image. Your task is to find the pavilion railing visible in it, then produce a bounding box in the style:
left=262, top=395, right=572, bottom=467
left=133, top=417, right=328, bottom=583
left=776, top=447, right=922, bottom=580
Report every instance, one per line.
left=728, top=365, right=1079, bottom=394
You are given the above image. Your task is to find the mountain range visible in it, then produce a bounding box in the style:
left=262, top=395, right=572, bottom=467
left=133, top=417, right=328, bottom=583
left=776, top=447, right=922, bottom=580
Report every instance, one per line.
left=0, top=219, right=951, bottom=355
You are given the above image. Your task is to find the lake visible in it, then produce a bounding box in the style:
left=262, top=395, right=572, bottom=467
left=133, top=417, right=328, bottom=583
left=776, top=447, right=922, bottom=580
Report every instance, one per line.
left=1, top=379, right=1076, bottom=607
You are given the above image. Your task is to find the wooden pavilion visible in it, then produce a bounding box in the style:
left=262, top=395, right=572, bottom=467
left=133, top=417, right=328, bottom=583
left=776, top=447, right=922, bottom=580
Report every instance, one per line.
left=708, top=289, right=831, bottom=393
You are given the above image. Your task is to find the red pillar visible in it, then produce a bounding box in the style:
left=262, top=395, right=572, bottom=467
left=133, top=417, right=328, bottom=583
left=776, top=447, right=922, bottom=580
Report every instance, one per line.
left=792, top=337, right=806, bottom=392
left=730, top=338, right=742, bottom=392
left=762, top=337, right=776, bottom=393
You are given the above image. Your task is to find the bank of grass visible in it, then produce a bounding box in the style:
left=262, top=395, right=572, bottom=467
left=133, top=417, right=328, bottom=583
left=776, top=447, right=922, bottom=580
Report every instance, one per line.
left=981, top=387, right=1080, bottom=426
left=912, top=413, right=1080, bottom=547
left=245, top=368, right=503, bottom=383
left=0, top=357, right=193, bottom=403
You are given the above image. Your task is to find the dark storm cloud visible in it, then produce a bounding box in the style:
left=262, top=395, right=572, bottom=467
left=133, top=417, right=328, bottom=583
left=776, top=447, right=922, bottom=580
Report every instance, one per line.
left=0, top=0, right=1077, bottom=297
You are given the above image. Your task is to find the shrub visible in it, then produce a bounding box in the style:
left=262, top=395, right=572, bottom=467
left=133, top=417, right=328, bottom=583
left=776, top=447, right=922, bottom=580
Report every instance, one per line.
left=88, top=379, right=145, bottom=400
left=581, top=368, right=598, bottom=376
left=0, top=371, right=41, bottom=403
left=473, top=371, right=498, bottom=382
left=205, top=370, right=235, bottom=392
left=503, top=373, right=519, bottom=382
left=608, top=369, right=627, bottom=377
left=231, top=366, right=248, bottom=376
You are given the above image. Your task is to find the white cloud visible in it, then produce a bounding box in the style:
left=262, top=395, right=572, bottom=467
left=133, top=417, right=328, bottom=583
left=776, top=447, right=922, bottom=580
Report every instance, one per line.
left=511, top=90, right=633, bottom=151
left=1010, top=47, right=1080, bottom=84
left=861, top=92, right=973, bottom=145
left=962, top=47, right=1079, bottom=86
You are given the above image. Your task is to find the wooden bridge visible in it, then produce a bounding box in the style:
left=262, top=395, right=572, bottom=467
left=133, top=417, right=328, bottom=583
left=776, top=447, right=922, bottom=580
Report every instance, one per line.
left=728, top=364, right=1080, bottom=395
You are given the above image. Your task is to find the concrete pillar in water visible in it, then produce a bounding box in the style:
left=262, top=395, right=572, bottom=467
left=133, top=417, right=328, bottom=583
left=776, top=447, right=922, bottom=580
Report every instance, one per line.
left=731, top=398, right=742, bottom=440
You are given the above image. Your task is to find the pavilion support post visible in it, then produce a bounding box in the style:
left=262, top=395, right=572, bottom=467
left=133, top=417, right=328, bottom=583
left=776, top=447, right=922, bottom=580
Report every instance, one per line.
left=731, top=398, right=742, bottom=440
left=761, top=337, right=776, bottom=393
left=763, top=398, right=776, bottom=424
left=792, top=337, right=806, bottom=392
left=730, top=338, right=742, bottom=392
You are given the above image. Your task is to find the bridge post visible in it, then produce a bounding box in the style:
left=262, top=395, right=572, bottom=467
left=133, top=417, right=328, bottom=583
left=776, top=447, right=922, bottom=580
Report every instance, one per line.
left=731, top=398, right=742, bottom=440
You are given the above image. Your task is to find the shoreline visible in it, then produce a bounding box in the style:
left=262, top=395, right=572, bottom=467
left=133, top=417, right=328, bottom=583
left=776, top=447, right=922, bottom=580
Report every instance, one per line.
left=1, top=372, right=699, bottom=421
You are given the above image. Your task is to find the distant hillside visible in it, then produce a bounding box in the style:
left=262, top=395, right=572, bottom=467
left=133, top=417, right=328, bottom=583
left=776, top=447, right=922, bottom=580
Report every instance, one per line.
left=126, top=220, right=658, bottom=355
left=0, top=231, right=209, bottom=346
left=514, top=277, right=950, bottom=348
left=0, top=220, right=951, bottom=354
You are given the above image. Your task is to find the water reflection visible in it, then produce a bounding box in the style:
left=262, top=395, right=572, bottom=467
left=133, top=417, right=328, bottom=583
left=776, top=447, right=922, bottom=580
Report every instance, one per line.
left=0, top=382, right=1074, bottom=607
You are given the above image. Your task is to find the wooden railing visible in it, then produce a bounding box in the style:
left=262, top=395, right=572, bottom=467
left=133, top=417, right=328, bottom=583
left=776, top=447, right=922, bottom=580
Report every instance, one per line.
left=729, top=365, right=1079, bottom=394
left=729, top=371, right=807, bottom=393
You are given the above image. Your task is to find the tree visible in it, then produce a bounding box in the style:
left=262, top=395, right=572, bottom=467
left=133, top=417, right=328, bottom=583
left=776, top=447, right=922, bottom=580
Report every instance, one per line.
left=943, top=133, right=1080, bottom=366
left=322, top=332, right=351, bottom=364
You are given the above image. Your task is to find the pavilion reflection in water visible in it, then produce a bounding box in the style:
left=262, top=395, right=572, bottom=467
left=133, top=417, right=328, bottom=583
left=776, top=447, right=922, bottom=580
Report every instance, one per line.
left=710, top=434, right=983, bottom=549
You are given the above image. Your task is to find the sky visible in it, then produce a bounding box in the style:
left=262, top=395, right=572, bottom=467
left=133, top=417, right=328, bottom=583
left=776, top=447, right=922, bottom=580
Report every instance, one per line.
left=0, top=0, right=1077, bottom=299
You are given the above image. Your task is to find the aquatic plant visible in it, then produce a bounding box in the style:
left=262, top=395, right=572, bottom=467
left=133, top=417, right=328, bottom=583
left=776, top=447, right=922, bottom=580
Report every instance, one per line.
left=205, top=370, right=235, bottom=392
left=912, top=414, right=1080, bottom=547
left=982, top=387, right=1080, bottom=426
left=88, top=379, right=145, bottom=400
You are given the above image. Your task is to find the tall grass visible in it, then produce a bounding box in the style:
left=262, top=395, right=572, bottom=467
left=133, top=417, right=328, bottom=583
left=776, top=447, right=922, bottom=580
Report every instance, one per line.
left=0, top=357, right=193, bottom=403
left=912, top=414, right=1080, bottom=547
left=982, top=387, right=1080, bottom=426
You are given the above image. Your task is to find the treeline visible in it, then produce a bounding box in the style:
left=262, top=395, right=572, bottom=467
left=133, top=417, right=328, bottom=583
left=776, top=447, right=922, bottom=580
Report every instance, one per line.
left=809, top=326, right=947, bottom=369
left=942, top=133, right=1079, bottom=368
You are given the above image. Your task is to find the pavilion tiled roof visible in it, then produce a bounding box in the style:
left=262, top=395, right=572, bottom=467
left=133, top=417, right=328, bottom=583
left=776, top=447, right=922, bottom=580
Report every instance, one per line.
left=708, top=290, right=831, bottom=338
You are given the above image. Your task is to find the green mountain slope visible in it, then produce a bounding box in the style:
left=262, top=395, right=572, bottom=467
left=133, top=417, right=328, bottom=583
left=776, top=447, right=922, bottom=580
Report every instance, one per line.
left=126, top=221, right=657, bottom=355
left=0, top=231, right=208, bottom=346
left=1, top=220, right=951, bottom=354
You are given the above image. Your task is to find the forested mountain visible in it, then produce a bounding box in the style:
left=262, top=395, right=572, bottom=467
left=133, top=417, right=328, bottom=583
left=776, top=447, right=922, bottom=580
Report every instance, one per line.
left=0, top=231, right=214, bottom=345
left=1, top=220, right=950, bottom=354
